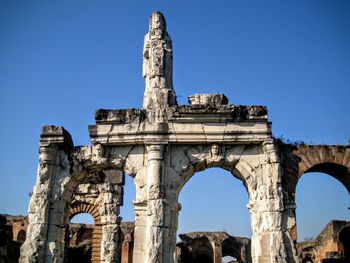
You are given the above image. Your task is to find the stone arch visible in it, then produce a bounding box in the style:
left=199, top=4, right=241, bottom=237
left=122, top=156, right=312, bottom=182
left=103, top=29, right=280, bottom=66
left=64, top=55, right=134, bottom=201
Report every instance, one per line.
left=178, top=164, right=251, bottom=199
left=59, top=165, right=124, bottom=262
left=175, top=154, right=256, bottom=240
left=68, top=204, right=101, bottom=263
left=301, top=162, right=350, bottom=193
left=176, top=144, right=256, bottom=199
left=280, top=144, right=350, bottom=200
left=173, top=143, right=277, bottom=262
left=175, top=160, right=254, bottom=240
left=279, top=143, right=350, bottom=258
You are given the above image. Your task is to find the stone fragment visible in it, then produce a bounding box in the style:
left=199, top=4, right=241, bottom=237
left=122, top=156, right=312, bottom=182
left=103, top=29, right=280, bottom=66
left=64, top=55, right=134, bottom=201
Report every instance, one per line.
left=188, top=93, right=228, bottom=106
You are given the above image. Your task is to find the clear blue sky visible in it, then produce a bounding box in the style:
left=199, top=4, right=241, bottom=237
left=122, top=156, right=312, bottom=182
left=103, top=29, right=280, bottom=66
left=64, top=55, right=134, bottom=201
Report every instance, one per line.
left=0, top=0, right=349, bottom=241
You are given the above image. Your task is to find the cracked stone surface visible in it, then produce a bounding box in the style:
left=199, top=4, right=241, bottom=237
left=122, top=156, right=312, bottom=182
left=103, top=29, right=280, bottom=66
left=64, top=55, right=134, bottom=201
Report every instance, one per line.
left=19, top=11, right=350, bottom=263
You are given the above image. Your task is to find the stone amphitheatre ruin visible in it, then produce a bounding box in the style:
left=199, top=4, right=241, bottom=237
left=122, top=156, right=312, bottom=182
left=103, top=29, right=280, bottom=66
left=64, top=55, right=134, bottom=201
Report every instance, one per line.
left=19, top=11, right=349, bottom=263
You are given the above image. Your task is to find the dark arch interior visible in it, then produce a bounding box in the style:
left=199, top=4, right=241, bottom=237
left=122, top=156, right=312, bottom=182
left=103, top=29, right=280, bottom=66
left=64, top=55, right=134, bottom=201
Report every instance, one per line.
left=222, top=237, right=244, bottom=262
left=339, top=226, right=350, bottom=259
left=302, top=256, right=313, bottom=263
left=17, top=229, right=26, bottom=243
left=194, top=254, right=212, bottom=263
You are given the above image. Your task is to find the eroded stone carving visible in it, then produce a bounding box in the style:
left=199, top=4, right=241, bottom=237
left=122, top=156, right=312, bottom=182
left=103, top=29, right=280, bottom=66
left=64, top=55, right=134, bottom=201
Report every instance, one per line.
left=91, top=143, right=107, bottom=164
left=143, top=11, right=177, bottom=109
left=205, top=144, right=224, bottom=166
left=186, top=144, right=225, bottom=169
left=20, top=11, right=350, bottom=263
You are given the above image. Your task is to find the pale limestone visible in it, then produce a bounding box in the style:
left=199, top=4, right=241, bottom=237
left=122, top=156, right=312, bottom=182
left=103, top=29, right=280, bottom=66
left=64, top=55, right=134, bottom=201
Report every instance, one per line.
left=19, top=10, right=350, bottom=263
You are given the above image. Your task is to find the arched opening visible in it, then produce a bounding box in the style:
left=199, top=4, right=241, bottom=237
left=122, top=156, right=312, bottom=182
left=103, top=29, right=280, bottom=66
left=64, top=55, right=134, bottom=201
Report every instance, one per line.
left=339, top=226, right=350, bottom=259
left=221, top=235, right=250, bottom=263
left=120, top=173, right=136, bottom=222
left=296, top=172, right=349, bottom=242
left=119, top=173, right=136, bottom=263
left=179, top=168, right=251, bottom=236
left=66, top=213, right=95, bottom=263
left=178, top=167, right=251, bottom=262
left=16, top=229, right=26, bottom=243
left=71, top=213, right=95, bottom=224
left=302, top=256, right=313, bottom=263
left=192, top=236, right=213, bottom=263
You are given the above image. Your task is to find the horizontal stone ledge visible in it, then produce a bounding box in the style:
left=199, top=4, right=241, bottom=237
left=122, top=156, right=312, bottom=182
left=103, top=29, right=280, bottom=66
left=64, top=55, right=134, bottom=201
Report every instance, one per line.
left=40, top=125, right=73, bottom=147
left=90, top=134, right=272, bottom=146
left=89, top=121, right=271, bottom=135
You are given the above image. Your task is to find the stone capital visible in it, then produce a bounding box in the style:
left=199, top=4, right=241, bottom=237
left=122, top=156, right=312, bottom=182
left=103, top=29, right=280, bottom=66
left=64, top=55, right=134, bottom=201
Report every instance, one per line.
left=145, top=144, right=165, bottom=161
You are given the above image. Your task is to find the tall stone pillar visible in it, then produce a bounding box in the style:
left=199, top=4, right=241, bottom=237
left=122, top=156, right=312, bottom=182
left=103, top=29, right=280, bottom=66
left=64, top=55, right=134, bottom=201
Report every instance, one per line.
left=20, top=126, right=73, bottom=263
left=100, top=182, right=122, bottom=263
left=249, top=140, right=296, bottom=263
left=145, top=144, right=166, bottom=263
left=143, top=11, right=177, bottom=109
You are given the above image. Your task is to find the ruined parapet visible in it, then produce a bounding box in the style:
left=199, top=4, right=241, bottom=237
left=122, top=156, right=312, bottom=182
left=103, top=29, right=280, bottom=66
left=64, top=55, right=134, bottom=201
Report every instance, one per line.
left=296, top=220, right=350, bottom=262
left=143, top=11, right=177, bottom=109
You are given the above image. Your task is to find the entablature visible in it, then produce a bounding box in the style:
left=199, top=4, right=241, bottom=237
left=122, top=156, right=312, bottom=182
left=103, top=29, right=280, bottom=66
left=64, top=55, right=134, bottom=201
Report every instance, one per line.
left=89, top=104, right=271, bottom=145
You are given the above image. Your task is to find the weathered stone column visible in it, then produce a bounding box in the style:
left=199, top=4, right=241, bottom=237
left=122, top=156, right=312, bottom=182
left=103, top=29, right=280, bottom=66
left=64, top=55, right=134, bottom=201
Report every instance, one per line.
left=282, top=202, right=298, bottom=263
left=20, top=126, right=73, bottom=263
left=132, top=201, right=147, bottom=262
left=248, top=140, right=296, bottom=263
left=145, top=144, right=166, bottom=263
left=100, top=182, right=122, bottom=263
